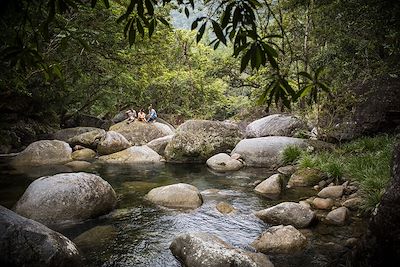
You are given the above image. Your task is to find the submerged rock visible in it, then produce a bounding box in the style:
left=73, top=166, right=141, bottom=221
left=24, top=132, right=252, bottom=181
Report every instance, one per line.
left=0, top=205, right=82, bottom=267
left=11, top=140, right=72, bottom=166
left=14, top=172, right=117, bottom=226
left=146, top=183, right=203, bottom=209
left=170, top=232, right=274, bottom=267
left=216, top=202, right=235, bottom=214
left=73, top=225, right=117, bottom=251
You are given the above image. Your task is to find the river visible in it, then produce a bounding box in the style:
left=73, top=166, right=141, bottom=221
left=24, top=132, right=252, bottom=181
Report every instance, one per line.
left=0, top=158, right=368, bottom=266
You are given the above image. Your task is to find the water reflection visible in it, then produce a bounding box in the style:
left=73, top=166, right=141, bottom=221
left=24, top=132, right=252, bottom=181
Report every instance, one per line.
left=0, top=159, right=367, bottom=267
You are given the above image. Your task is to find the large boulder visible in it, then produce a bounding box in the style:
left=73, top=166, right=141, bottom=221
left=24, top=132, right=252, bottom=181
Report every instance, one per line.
left=146, top=183, right=203, bottom=209
left=255, top=202, right=316, bottom=228
left=109, top=121, right=174, bottom=145
left=97, top=146, right=162, bottom=163
left=51, top=127, right=100, bottom=142
left=67, top=129, right=106, bottom=149
left=231, top=136, right=308, bottom=168
left=246, top=114, right=308, bottom=138
left=14, top=172, right=117, bottom=226
left=97, top=131, right=131, bottom=155
left=251, top=225, right=307, bottom=254
left=147, top=134, right=174, bottom=156
left=0, top=205, right=82, bottom=267
left=170, top=232, right=274, bottom=267
left=206, top=153, right=243, bottom=172
left=11, top=140, right=72, bottom=166
left=164, top=120, right=242, bottom=163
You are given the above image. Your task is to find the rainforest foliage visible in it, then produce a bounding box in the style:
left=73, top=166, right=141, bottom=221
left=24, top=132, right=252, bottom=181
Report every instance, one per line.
left=0, top=0, right=399, bottom=123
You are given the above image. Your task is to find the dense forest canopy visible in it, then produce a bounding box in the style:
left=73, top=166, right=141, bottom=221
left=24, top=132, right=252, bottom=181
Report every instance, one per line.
left=0, top=0, right=399, bottom=125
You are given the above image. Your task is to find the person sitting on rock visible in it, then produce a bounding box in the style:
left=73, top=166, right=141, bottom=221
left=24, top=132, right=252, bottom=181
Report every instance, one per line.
left=147, top=104, right=157, bottom=123
left=137, top=109, right=146, bottom=122
left=126, top=109, right=137, bottom=124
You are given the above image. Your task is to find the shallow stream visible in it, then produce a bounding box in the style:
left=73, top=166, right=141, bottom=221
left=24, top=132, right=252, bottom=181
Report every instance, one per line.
left=0, top=158, right=367, bottom=267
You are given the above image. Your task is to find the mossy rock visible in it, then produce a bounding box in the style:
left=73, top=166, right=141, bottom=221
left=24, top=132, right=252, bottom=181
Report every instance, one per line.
left=288, top=168, right=326, bottom=187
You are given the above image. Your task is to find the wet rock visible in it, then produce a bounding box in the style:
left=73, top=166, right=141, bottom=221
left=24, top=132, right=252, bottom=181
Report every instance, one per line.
left=206, top=153, right=243, bottom=172
left=317, top=185, right=344, bottom=199
left=170, top=232, right=274, bottom=267
left=251, top=225, right=307, bottom=254
left=98, top=146, right=162, bottom=163
left=165, top=120, right=242, bottom=163
left=97, top=131, right=131, bottom=155
left=254, top=174, right=282, bottom=197
left=0, top=205, right=82, bottom=267
left=231, top=136, right=308, bottom=168
left=245, top=114, right=308, bottom=138
left=255, top=202, right=315, bottom=228
left=71, top=148, right=96, bottom=160
left=14, top=172, right=117, bottom=226
left=146, top=183, right=203, bottom=209
left=216, top=202, right=235, bottom=214
left=11, top=140, right=72, bottom=166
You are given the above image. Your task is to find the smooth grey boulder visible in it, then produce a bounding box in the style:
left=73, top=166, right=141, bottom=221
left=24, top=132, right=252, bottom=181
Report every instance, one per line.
left=67, top=129, right=106, bottom=149
left=51, top=127, right=100, bottom=142
left=232, top=136, right=307, bottom=168
left=147, top=134, right=174, bottom=156
left=251, top=225, right=307, bottom=254
left=246, top=114, right=308, bottom=138
left=317, top=185, right=344, bottom=199
left=165, top=120, right=242, bottom=163
left=206, top=153, right=243, bottom=172
left=146, top=183, right=203, bottom=209
left=110, top=121, right=174, bottom=145
left=14, top=172, right=117, bottom=226
left=11, top=140, right=72, bottom=166
left=98, top=145, right=162, bottom=163
left=170, top=232, right=274, bottom=267
left=0, top=205, right=82, bottom=267
left=255, top=202, right=316, bottom=228
left=97, top=130, right=131, bottom=155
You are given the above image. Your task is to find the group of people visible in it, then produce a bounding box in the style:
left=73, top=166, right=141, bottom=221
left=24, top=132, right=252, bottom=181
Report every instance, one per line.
left=126, top=104, right=157, bottom=124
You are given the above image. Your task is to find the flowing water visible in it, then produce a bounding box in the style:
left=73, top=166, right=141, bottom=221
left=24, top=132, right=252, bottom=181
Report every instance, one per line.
left=0, top=158, right=368, bottom=267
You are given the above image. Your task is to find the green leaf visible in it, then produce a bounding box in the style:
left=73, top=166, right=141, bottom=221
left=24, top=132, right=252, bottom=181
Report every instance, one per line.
left=240, top=47, right=253, bottom=72
left=221, top=3, right=234, bottom=28
left=184, top=7, right=189, bottom=18
left=129, top=20, right=136, bottom=46
left=191, top=20, right=198, bottom=30
left=158, top=17, right=169, bottom=27
left=137, top=19, right=145, bottom=37
left=149, top=19, right=155, bottom=38
left=298, top=71, right=313, bottom=80
left=196, top=22, right=207, bottom=43
left=212, top=21, right=226, bottom=45
left=145, top=0, right=154, bottom=15
left=102, top=0, right=110, bottom=8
